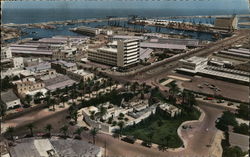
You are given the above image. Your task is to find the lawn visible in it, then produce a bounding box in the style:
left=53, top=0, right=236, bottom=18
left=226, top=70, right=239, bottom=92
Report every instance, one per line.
left=122, top=107, right=201, bottom=148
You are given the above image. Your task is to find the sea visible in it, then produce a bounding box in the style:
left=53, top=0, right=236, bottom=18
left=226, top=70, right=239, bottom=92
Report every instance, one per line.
left=2, top=8, right=250, bottom=42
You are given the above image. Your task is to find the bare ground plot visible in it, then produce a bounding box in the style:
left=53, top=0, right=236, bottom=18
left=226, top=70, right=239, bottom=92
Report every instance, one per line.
left=181, top=76, right=249, bottom=103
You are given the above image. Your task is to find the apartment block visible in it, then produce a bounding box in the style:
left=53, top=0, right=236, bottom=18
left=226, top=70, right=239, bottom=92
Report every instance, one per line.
left=88, top=39, right=140, bottom=68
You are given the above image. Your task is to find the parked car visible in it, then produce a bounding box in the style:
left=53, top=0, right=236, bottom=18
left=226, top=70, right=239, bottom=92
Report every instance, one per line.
left=141, top=141, right=152, bottom=148
left=121, top=136, right=136, bottom=144
left=217, top=100, right=225, bottom=103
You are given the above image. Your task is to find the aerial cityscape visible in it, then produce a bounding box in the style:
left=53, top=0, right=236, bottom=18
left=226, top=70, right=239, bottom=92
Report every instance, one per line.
left=0, top=0, right=249, bottom=157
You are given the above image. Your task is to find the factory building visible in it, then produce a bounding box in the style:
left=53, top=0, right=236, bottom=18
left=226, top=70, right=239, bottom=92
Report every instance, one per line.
left=214, top=48, right=250, bottom=62
left=177, top=56, right=249, bottom=85
left=88, top=39, right=140, bottom=68
left=214, top=16, right=238, bottom=30
left=71, top=26, right=100, bottom=36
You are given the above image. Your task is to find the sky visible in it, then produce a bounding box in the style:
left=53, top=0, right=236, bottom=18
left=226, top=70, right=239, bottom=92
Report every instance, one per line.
left=2, top=0, right=250, bottom=10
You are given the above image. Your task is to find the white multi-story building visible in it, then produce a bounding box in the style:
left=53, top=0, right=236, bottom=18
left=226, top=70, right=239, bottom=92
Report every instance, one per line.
left=179, top=56, right=208, bottom=71
left=88, top=39, right=140, bottom=68
left=1, top=47, right=12, bottom=60
left=12, top=57, right=24, bottom=69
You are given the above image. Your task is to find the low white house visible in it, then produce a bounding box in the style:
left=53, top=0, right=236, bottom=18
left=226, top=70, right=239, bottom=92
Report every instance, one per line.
left=159, top=103, right=181, bottom=117
left=1, top=89, right=21, bottom=109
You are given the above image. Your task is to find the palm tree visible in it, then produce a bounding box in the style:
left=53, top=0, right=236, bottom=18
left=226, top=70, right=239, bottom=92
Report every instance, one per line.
left=78, top=80, right=85, bottom=101
left=108, top=78, right=113, bottom=91
left=50, top=98, right=56, bottom=111
left=64, top=86, right=69, bottom=95
left=45, top=124, right=53, bottom=137
left=74, top=127, right=84, bottom=139
left=60, top=125, right=69, bottom=138
left=6, top=126, right=14, bottom=141
left=45, top=95, right=51, bottom=108
left=60, top=95, right=67, bottom=108
left=168, top=82, right=180, bottom=105
left=99, top=106, right=107, bottom=118
left=117, top=121, right=125, bottom=137
left=72, top=109, right=79, bottom=124
left=90, top=111, right=96, bottom=120
left=90, top=127, right=99, bottom=144
left=27, top=123, right=34, bottom=136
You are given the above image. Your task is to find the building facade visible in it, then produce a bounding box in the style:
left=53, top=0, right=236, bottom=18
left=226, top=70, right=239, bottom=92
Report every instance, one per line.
left=214, top=16, right=238, bottom=30
left=88, top=39, right=140, bottom=68
left=1, top=89, right=21, bottom=109
left=13, top=77, right=45, bottom=96
left=1, top=47, right=12, bottom=60
left=67, top=69, right=94, bottom=81
left=51, top=60, right=77, bottom=74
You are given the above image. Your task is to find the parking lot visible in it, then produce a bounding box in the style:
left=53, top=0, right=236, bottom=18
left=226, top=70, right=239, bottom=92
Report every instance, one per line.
left=181, top=76, right=249, bottom=103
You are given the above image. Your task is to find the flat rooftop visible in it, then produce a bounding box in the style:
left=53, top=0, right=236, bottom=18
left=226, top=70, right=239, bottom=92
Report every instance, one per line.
left=111, top=35, right=145, bottom=40
left=44, top=74, right=76, bottom=91
left=52, top=60, right=76, bottom=68
left=180, top=56, right=207, bottom=64
left=140, top=42, right=186, bottom=50
left=72, top=69, right=92, bottom=76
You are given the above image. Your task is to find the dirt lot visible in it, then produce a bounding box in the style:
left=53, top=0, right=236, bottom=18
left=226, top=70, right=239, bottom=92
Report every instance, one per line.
left=181, top=75, right=249, bottom=103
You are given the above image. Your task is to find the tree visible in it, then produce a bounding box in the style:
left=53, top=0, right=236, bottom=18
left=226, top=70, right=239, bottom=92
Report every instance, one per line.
left=45, top=124, right=53, bottom=137
left=106, top=78, right=112, bottom=91
left=60, top=125, right=69, bottom=138
left=24, top=94, right=32, bottom=107
left=223, top=146, right=244, bottom=157
left=147, top=132, right=154, bottom=144
left=236, top=103, right=249, bottom=120
left=6, top=126, right=14, bottom=140
left=78, top=80, right=85, bottom=101
left=45, top=95, right=51, bottom=108
left=27, top=123, right=34, bottom=136
left=90, top=128, right=99, bottom=144
left=158, top=144, right=167, bottom=151
left=164, top=136, right=171, bottom=148
left=74, top=127, right=84, bottom=139
left=118, top=121, right=125, bottom=137
left=168, top=82, right=180, bottom=105
left=0, top=102, right=7, bottom=134
left=99, top=106, right=107, bottom=118
left=90, top=111, right=96, bottom=120
left=60, top=95, right=67, bottom=108
left=34, top=92, right=43, bottom=104
left=50, top=98, right=56, bottom=111
left=216, top=111, right=238, bottom=131
left=234, top=123, right=249, bottom=135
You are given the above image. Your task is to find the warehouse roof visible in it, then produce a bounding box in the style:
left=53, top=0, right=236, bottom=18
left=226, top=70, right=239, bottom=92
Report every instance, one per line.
left=140, top=42, right=186, bottom=50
